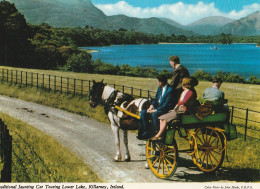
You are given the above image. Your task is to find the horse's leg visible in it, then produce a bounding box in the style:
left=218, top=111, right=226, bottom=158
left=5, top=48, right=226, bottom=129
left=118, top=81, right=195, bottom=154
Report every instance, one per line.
left=123, top=130, right=131, bottom=162
left=109, top=112, right=122, bottom=162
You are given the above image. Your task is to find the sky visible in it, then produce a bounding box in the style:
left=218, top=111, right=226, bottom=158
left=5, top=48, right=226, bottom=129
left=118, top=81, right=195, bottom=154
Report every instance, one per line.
left=91, top=0, right=260, bottom=25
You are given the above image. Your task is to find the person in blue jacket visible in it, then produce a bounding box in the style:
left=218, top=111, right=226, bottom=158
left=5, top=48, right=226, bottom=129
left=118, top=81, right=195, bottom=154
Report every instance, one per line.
left=137, top=75, right=174, bottom=140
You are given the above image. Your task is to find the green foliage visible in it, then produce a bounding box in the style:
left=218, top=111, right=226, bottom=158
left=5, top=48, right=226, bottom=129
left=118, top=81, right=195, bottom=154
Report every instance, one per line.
left=92, top=59, right=120, bottom=75
left=248, top=76, right=260, bottom=84
left=192, top=70, right=212, bottom=81
left=65, top=51, right=93, bottom=73
left=0, top=1, right=32, bottom=67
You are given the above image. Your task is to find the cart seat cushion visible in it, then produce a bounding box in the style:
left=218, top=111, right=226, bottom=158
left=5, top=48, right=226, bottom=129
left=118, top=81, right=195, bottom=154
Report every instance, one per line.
left=181, top=113, right=227, bottom=125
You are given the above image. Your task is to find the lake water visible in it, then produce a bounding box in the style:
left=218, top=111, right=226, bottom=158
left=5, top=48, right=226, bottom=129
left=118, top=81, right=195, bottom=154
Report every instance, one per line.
left=81, top=44, right=260, bottom=79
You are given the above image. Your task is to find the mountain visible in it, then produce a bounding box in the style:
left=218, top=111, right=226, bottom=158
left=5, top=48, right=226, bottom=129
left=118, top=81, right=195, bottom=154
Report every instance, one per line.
left=7, top=0, right=107, bottom=28
left=214, top=11, right=260, bottom=36
left=107, top=15, right=195, bottom=36
left=186, top=16, right=235, bottom=35
left=6, top=0, right=196, bottom=36
left=159, top=18, right=186, bottom=30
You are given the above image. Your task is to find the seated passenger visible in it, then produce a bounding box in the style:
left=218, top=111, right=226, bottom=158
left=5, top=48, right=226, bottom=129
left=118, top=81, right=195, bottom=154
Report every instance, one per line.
left=151, top=77, right=198, bottom=140
left=202, top=76, right=227, bottom=112
left=136, top=75, right=174, bottom=140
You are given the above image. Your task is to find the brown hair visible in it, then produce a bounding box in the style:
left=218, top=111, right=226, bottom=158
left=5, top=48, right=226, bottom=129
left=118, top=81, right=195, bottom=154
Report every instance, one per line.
left=212, top=76, right=223, bottom=84
left=182, top=77, right=198, bottom=89
left=169, top=56, right=180, bottom=64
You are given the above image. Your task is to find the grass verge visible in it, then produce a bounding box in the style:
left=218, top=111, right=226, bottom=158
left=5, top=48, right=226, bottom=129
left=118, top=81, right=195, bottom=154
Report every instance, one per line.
left=0, top=112, right=103, bottom=182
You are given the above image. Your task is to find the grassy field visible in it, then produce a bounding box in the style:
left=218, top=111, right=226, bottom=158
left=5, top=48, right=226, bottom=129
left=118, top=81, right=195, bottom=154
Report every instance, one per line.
left=0, top=66, right=259, bottom=181
left=0, top=113, right=103, bottom=182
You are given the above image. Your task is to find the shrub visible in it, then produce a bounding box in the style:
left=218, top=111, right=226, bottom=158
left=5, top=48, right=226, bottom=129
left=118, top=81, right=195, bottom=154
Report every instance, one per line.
left=192, top=70, right=212, bottom=81
left=65, top=51, right=93, bottom=73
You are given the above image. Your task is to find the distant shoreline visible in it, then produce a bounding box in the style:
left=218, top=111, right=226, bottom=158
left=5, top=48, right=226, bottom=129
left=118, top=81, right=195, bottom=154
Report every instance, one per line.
left=159, top=42, right=257, bottom=45
left=81, top=49, right=99, bottom=53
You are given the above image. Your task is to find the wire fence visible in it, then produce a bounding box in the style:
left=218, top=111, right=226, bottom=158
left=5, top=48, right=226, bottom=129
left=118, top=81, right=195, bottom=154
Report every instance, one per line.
left=0, top=68, right=259, bottom=141
left=0, top=119, right=12, bottom=182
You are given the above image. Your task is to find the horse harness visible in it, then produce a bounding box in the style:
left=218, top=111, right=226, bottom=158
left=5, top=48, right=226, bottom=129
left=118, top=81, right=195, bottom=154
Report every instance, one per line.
left=101, top=89, right=144, bottom=127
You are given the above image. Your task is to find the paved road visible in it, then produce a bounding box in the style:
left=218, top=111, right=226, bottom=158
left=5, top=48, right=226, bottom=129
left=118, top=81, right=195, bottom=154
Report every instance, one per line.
left=0, top=95, right=228, bottom=182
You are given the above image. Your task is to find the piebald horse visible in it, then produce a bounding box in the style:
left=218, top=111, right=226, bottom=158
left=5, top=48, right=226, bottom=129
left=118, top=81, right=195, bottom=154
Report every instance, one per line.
left=89, top=80, right=150, bottom=162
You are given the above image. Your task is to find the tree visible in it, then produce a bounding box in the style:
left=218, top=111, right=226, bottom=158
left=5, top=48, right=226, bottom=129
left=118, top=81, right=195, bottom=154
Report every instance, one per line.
left=65, top=52, right=93, bottom=73
left=0, top=1, right=31, bottom=67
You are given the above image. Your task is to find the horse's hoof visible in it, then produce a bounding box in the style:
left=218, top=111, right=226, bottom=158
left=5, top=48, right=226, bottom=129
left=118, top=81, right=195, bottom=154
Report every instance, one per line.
left=113, top=156, right=122, bottom=162
left=125, top=157, right=131, bottom=162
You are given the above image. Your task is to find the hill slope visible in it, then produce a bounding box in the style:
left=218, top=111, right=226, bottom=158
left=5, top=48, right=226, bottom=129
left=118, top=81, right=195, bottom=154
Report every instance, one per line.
left=215, top=11, right=260, bottom=36
left=7, top=0, right=196, bottom=36
left=186, top=16, right=235, bottom=35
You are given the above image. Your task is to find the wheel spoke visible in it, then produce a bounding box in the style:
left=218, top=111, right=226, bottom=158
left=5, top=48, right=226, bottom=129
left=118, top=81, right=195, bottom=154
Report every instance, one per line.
left=165, top=154, right=175, bottom=160
left=162, top=158, right=165, bottom=174
left=157, top=158, right=161, bottom=173
left=208, top=129, right=214, bottom=144
left=206, top=152, right=209, bottom=169
left=208, top=152, right=214, bottom=169
left=196, top=133, right=204, bottom=144
left=201, top=151, right=206, bottom=164
left=165, top=157, right=174, bottom=168
left=201, top=130, right=206, bottom=143
left=211, top=149, right=221, bottom=155
left=152, top=157, right=160, bottom=167
left=163, top=159, right=170, bottom=174
left=205, top=128, right=208, bottom=143
left=147, top=155, right=156, bottom=159
left=209, top=151, right=219, bottom=163
left=147, top=146, right=155, bottom=150
left=164, top=148, right=174, bottom=153
left=209, top=136, right=218, bottom=146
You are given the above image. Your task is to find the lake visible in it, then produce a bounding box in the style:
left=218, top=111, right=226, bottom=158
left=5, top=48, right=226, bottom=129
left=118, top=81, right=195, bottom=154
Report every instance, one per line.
left=81, top=44, right=260, bottom=79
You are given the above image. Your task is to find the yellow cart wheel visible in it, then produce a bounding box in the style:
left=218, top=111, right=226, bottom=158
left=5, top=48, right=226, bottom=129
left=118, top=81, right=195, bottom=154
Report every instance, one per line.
left=190, top=127, right=225, bottom=172
left=146, top=139, right=178, bottom=179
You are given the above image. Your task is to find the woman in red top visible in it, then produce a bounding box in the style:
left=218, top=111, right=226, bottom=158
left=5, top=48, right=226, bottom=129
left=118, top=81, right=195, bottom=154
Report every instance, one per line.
left=151, top=77, right=198, bottom=140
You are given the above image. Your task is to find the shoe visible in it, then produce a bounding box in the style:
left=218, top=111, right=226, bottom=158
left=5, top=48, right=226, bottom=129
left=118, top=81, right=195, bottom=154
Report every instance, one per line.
left=150, top=136, right=163, bottom=141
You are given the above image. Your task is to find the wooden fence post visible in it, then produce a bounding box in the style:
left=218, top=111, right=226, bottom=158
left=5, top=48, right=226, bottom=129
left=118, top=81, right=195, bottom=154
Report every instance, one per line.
left=48, top=75, right=51, bottom=91
left=61, top=77, right=63, bottom=93
left=11, top=70, right=13, bottom=84
left=42, top=74, right=44, bottom=89
left=31, top=72, right=33, bottom=86
left=54, top=76, right=56, bottom=92
left=81, top=80, right=83, bottom=95
left=16, top=70, right=17, bottom=83
left=36, top=73, right=38, bottom=89
left=26, top=72, right=28, bottom=87
left=6, top=69, right=8, bottom=82
left=2, top=69, right=4, bottom=80
left=244, top=108, right=249, bottom=141
left=74, top=79, right=76, bottom=95
left=88, top=80, right=91, bottom=98
left=67, top=78, right=69, bottom=93
left=21, top=71, right=22, bottom=84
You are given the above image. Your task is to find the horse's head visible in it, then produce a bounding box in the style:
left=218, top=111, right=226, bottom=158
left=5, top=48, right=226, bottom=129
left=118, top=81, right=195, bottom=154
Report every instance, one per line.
left=89, top=80, right=106, bottom=107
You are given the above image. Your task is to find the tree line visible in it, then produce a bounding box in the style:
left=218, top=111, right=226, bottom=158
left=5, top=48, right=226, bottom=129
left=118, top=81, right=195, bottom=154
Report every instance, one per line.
left=0, top=1, right=259, bottom=84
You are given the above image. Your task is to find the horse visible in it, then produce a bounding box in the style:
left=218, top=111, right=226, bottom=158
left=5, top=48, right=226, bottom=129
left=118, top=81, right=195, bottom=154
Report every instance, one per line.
left=89, top=80, right=150, bottom=162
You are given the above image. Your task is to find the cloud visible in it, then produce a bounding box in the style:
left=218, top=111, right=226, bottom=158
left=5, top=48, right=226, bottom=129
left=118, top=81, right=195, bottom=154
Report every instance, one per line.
left=95, top=1, right=260, bottom=25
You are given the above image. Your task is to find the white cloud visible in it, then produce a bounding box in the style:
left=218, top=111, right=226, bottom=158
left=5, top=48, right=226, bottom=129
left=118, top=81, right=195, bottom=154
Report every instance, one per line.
left=95, top=1, right=260, bottom=25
